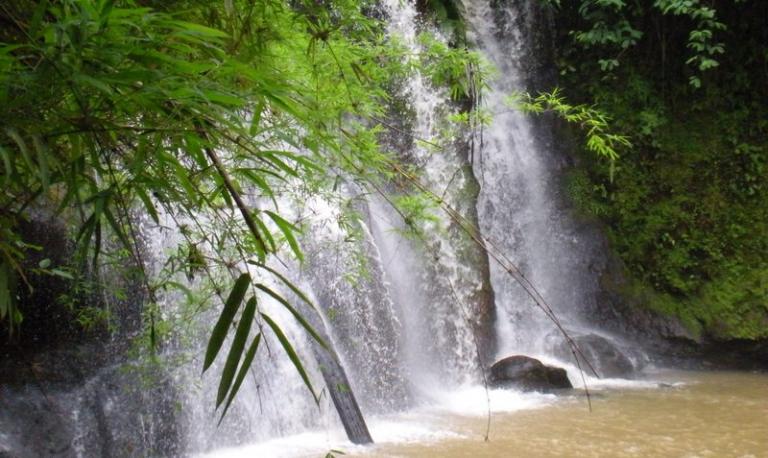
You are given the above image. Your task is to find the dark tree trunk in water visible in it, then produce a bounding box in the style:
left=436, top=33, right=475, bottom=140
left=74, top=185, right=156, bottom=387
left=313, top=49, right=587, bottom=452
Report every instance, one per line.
left=311, top=345, right=373, bottom=444
left=300, top=301, right=373, bottom=444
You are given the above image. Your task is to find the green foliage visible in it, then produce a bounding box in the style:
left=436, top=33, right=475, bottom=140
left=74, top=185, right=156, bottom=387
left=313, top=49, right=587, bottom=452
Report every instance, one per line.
left=547, top=0, right=729, bottom=87
left=548, top=0, right=768, bottom=339
left=417, top=33, right=489, bottom=102
left=509, top=89, right=631, bottom=179
left=0, top=0, right=485, bottom=417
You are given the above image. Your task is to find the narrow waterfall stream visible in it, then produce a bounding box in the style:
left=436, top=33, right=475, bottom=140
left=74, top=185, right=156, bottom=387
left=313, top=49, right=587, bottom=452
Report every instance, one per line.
left=463, top=0, right=613, bottom=361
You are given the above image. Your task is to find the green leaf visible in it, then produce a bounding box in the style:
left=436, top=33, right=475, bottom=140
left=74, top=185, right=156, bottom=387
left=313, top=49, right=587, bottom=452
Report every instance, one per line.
left=254, top=283, right=328, bottom=351
left=50, top=268, right=74, bottom=280
left=203, top=272, right=251, bottom=372
left=247, top=262, right=317, bottom=312
left=264, top=210, right=303, bottom=262
left=31, top=135, right=51, bottom=191
left=165, top=280, right=195, bottom=303
left=0, top=263, right=9, bottom=320
left=0, top=145, right=13, bottom=180
left=135, top=187, right=160, bottom=224
left=75, top=212, right=98, bottom=247
left=218, top=332, right=261, bottom=424
left=216, top=296, right=257, bottom=407
left=73, top=74, right=114, bottom=96
left=101, top=206, right=133, bottom=251
left=252, top=215, right=277, bottom=253
left=261, top=312, right=318, bottom=403
left=171, top=20, right=230, bottom=39
left=5, top=128, right=35, bottom=173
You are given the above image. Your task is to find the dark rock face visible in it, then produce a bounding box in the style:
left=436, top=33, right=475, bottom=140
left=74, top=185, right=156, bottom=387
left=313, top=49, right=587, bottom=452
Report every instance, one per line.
left=0, top=355, right=181, bottom=458
left=552, top=333, right=641, bottom=378
left=489, top=355, right=572, bottom=392
left=589, top=256, right=768, bottom=370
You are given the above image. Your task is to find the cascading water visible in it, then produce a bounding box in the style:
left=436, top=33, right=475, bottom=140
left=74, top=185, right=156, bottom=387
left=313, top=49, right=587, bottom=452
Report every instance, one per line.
left=0, top=1, right=650, bottom=457
left=371, top=0, right=496, bottom=390
left=461, top=0, right=630, bottom=364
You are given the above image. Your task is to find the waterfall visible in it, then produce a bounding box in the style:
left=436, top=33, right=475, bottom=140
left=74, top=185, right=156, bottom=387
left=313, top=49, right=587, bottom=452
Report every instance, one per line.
left=0, top=1, right=647, bottom=457
left=461, top=0, right=614, bottom=359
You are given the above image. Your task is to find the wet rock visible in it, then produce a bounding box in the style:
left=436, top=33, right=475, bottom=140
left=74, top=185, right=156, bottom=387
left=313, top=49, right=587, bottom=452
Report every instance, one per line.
left=0, top=359, right=181, bottom=458
left=489, top=355, right=572, bottom=392
left=553, top=333, right=640, bottom=378
left=0, top=387, right=76, bottom=458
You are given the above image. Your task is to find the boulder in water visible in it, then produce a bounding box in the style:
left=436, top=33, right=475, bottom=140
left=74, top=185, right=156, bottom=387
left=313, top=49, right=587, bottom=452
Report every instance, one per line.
left=489, top=355, right=572, bottom=392
left=554, top=333, right=638, bottom=378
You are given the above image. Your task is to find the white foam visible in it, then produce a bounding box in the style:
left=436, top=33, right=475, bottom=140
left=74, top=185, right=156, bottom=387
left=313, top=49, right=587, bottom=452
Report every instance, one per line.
left=199, top=384, right=556, bottom=457
left=199, top=373, right=689, bottom=458
left=196, top=430, right=354, bottom=458
left=423, top=385, right=556, bottom=416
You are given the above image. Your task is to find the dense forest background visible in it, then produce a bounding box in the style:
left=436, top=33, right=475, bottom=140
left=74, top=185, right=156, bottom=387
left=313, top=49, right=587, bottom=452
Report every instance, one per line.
left=541, top=0, right=767, bottom=341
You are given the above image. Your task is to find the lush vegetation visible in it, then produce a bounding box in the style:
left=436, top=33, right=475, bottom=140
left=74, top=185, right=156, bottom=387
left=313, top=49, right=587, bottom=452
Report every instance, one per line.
left=0, top=0, right=487, bottom=414
left=543, top=0, right=768, bottom=339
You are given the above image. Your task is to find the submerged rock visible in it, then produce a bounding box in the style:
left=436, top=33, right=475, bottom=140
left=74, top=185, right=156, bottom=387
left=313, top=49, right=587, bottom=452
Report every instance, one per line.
left=489, top=355, right=572, bottom=392
left=553, top=333, right=640, bottom=379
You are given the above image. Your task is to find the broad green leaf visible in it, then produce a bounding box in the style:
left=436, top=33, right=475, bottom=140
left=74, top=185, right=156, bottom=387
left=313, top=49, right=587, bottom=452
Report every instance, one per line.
left=219, top=333, right=262, bottom=424
left=203, top=272, right=251, bottom=372
left=216, top=296, right=257, bottom=407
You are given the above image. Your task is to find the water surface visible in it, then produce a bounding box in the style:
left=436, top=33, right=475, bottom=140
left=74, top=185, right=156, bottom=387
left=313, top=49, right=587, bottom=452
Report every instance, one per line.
left=207, top=370, right=768, bottom=457
left=363, top=370, right=768, bottom=458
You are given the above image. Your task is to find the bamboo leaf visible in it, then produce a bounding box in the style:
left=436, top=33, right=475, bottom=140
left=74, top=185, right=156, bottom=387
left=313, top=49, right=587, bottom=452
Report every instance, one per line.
left=0, top=145, right=13, bottom=180
left=5, top=128, right=35, bottom=172
left=254, top=283, right=327, bottom=350
left=261, top=312, right=317, bottom=403
left=252, top=215, right=277, bottom=253
left=135, top=187, right=160, bottom=224
left=165, top=280, right=195, bottom=303
left=218, top=332, right=261, bottom=425
left=102, top=206, right=133, bottom=251
left=75, top=212, right=98, bottom=246
left=31, top=135, right=51, bottom=191
left=216, top=296, right=257, bottom=407
left=247, top=262, right=316, bottom=311
left=264, top=210, right=303, bottom=262
left=204, top=272, right=251, bottom=372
